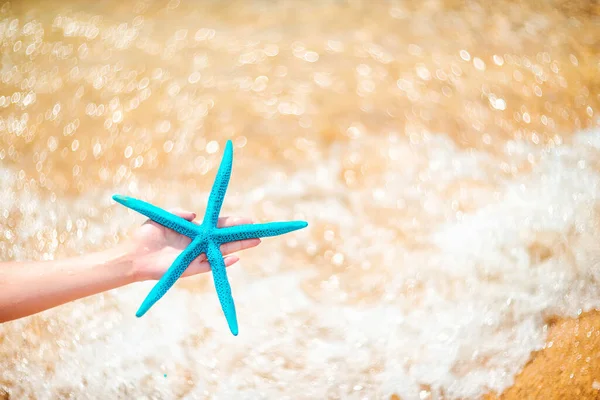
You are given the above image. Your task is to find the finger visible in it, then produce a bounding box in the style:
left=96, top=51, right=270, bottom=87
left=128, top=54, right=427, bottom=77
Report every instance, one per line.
left=182, top=255, right=240, bottom=277
left=221, top=238, right=261, bottom=256
left=225, top=255, right=240, bottom=267
left=217, top=216, right=253, bottom=228
left=168, top=208, right=197, bottom=222
left=181, top=238, right=260, bottom=271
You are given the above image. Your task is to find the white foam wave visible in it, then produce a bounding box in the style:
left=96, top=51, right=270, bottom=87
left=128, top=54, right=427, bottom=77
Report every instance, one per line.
left=2, top=130, right=600, bottom=399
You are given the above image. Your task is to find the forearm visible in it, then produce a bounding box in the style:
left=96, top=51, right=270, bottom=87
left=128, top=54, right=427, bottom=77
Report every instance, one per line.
left=0, top=244, right=137, bottom=323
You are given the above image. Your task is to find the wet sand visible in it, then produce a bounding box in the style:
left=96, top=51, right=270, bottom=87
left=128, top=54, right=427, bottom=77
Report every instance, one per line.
left=489, top=309, right=600, bottom=400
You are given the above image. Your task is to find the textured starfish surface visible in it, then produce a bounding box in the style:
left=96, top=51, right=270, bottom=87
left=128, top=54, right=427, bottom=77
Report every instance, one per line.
left=112, top=140, right=308, bottom=335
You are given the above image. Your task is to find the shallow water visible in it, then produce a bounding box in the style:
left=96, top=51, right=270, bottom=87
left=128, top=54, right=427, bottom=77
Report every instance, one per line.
left=1, top=0, right=599, bottom=399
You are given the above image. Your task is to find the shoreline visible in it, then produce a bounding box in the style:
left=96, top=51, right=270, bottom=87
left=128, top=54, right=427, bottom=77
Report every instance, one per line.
left=488, top=309, right=600, bottom=400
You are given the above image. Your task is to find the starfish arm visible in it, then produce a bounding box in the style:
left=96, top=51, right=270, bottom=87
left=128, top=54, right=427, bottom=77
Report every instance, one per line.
left=135, top=237, right=204, bottom=317
left=202, top=140, right=234, bottom=228
left=112, top=194, right=198, bottom=238
left=206, top=240, right=238, bottom=336
left=214, top=221, right=308, bottom=243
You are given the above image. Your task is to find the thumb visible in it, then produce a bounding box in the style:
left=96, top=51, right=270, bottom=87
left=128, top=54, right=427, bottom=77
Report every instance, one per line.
left=168, top=208, right=197, bottom=222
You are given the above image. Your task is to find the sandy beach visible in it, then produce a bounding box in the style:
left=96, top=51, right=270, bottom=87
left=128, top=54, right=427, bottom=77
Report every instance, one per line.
left=489, top=309, right=600, bottom=399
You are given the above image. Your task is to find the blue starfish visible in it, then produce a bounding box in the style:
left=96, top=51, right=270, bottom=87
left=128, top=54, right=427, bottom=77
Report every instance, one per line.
left=112, top=140, right=308, bottom=336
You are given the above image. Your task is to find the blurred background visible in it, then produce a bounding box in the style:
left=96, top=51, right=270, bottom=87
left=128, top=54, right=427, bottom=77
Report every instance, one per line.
left=1, top=0, right=599, bottom=399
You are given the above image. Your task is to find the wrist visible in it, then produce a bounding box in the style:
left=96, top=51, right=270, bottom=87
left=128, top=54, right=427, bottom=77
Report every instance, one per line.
left=109, top=241, right=141, bottom=284
left=118, top=240, right=153, bottom=282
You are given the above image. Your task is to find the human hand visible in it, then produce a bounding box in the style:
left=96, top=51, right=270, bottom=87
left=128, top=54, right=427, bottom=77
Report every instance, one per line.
left=125, top=208, right=260, bottom=282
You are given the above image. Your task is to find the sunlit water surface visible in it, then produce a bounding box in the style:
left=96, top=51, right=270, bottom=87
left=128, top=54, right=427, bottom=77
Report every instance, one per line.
left=1, top=1, right=599, bottom=399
